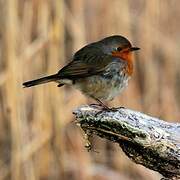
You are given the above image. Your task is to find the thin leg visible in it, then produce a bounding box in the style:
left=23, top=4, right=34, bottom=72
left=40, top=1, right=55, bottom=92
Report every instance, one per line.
left=94, top=98, right=111, bottom=110
left=95, top=98, right=126, bottom=111
left=90, top=97, right=123, bottom=112
left=91, top=98, right=124, bottom=112
left=89, top=97, right=112, bottom=111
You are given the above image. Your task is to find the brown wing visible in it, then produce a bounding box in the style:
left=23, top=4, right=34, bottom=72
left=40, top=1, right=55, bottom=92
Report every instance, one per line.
left=58, top=54, right=113, bottom=79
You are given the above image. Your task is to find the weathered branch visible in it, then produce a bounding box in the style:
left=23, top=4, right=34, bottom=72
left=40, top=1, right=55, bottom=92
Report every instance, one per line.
left=73, top=105, right=180, bottom=179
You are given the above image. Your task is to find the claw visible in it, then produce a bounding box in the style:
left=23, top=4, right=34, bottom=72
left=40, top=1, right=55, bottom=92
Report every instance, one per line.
left=108, top=106, right=125, bottom=111
left=91, top=97, right=125, bottom=114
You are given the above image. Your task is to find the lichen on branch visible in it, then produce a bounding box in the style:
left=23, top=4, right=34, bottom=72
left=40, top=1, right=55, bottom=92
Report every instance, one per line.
left=73, top=105, right=180, bottom=179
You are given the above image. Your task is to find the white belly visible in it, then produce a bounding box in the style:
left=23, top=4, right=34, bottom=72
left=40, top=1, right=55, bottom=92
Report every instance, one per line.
left=74, top=73, right=130, bottom=101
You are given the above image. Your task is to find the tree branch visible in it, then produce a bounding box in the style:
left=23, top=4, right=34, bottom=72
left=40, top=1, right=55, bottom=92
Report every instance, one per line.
left=73, top=105, right=180, bottom=179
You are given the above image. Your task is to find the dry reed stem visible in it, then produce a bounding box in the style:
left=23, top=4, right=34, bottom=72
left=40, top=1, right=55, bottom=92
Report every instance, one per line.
left=0, top=1, right=179, bottom=180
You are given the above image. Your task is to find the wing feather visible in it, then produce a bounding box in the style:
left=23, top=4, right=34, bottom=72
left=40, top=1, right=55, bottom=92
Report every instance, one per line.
left=58, top=54, right=113, bottom=79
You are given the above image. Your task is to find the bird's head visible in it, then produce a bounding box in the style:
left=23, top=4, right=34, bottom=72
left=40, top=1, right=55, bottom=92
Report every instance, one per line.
left=100, top=35, right=140, bottom=62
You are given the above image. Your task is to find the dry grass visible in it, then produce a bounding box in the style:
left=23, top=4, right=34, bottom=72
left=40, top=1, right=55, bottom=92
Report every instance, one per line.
left=0, top=0, right=179, bottom=179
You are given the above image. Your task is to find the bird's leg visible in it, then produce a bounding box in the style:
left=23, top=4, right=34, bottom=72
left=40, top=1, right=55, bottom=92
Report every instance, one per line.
left=89, top=98, right=112, bottom=111
left=90, top=98, right=124, bottom=112
left=90, top=97, right=124, bottom=112
left=96, top=99, right=126, bottom=111
left=94, top=98, right=111, bottom=110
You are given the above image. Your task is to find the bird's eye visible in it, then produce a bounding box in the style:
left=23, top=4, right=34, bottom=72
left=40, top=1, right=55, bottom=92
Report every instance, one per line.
left=117, top=47, right=122, bottom=51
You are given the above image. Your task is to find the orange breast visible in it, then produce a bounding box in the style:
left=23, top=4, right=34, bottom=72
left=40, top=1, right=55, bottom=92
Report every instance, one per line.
left=112, top=51, right=133, bottom=76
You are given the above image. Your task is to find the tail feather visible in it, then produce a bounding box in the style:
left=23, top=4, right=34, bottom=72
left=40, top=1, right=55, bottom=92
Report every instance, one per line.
left=23, top=74, right=59, bottom=88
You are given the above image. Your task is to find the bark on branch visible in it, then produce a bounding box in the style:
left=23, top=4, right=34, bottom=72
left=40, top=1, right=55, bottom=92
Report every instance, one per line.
left=73, top=105, right=180, bottom=179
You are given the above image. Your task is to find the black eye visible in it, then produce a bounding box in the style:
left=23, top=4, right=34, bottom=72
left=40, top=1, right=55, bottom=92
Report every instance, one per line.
left=117, top=47, right=122, bottom=51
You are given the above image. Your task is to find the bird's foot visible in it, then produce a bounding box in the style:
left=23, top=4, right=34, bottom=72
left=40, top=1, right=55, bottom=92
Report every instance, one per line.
left=89, top=103, right=104, bottom=109
left=90, top=98, right=125, bottom=115
left=90, top=103, right=125, bottom=112
left=90, top=103, right=112, bottom=111
left=109, top=106, right=125, bottom=111
left=90, top=104, right=124, bottom=117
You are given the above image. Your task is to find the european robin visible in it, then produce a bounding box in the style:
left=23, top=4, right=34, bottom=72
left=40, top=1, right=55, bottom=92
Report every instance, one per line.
left=23, top=35, right=140, bottom=109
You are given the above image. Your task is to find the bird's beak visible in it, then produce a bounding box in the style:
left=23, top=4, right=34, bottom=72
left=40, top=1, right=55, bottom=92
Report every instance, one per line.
left=130, top=47, right=140, bottom=51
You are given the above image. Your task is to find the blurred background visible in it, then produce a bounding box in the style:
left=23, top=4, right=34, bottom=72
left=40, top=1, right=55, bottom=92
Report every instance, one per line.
left=0, top=0, right=180, bottom=179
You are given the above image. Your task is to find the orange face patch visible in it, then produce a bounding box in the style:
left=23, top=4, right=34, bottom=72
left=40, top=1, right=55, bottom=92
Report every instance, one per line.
left=112, top=48, right=133, bottom=75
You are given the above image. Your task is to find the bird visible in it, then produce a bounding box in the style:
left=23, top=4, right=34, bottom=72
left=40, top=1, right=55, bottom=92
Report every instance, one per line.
left=23, top=35, right=140, bottom=110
